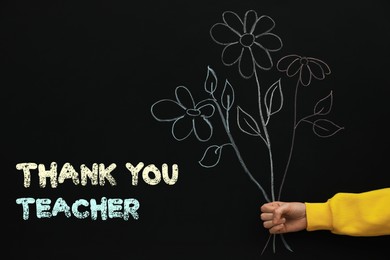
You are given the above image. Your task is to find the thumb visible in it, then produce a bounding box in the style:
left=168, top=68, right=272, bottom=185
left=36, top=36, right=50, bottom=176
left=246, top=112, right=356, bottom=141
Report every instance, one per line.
left=273, top=203, right=289, bottom=224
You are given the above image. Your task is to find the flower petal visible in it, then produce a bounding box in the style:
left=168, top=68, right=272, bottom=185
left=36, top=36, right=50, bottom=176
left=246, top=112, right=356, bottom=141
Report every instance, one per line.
left=193, top=117, right=213, bottom=142
left=252, top=43, right=273, bottom=70
left=308, top=57, right=331, bottom=75
left=175, top=86, right=195, bottom=109
left=300, top=65, right=312, bottom=86
left=222, top=11, right=244, bottom=35
left=252, top=15, right=275, bottom=35
left=239, top=47, right=255, bottom=78
left=277, top=54, right=300, bottom=72
left=150, top=99, right=185, bottom=122
left=286, top=58, right=302, bottom=77
left=210, top=23, right=241, bottom=45
left=244, top=10, right=258, bottom=33
left=307, top=60, right=326, bottom=80
left=221, top=42, right=242, bottom=65
left=196, top=103, right=215, bottom=118
left=172, top=116, right=193, bottom=141
left=256, top=33, right=282, bottom=52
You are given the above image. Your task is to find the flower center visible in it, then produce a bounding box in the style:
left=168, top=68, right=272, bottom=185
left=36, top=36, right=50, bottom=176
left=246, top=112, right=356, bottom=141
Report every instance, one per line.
left=186, top=108, right=201, bottom=117
left=300, top=57, right=309, bottom=65
left=240, top=33, right=255, bottom=47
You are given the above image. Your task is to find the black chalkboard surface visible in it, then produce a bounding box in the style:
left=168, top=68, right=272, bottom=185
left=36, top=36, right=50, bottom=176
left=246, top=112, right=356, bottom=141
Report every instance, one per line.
left=3, top=0, right=390, bottom=259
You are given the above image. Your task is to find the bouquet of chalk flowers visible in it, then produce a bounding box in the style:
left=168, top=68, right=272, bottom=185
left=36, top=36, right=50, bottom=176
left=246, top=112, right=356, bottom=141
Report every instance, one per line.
left=151, top=10, right=343, bottom=253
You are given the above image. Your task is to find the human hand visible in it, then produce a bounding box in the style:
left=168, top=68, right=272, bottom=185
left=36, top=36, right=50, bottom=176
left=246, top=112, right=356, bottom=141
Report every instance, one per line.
left=260, top=201, right=307, bottom=234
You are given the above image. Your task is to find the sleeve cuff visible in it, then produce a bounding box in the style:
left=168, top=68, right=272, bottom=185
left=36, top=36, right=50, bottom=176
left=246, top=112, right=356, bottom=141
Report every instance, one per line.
left=305, top=201, right=333, bottom=231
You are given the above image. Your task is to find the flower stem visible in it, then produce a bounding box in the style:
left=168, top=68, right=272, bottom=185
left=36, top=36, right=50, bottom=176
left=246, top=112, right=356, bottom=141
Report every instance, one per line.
left=254, top=69, right=275, bottom=202
left=277, top=78, right=300, bottom=200
left=206, top=97, right=271, bottom=202
left=253, top=70, right=294, bottom=254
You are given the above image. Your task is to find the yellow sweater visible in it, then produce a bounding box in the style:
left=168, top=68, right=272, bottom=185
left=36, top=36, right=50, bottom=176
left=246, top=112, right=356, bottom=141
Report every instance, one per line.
left=305, top=188, right=390, bottom=236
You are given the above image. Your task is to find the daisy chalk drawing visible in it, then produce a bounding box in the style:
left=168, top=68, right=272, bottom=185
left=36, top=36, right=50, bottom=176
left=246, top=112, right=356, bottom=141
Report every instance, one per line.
left=150, top=10, right=344, bottom=254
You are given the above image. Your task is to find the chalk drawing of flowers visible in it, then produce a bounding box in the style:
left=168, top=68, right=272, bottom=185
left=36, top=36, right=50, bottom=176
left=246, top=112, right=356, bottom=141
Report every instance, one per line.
left=210, top=10, right=282, bottom=78
left=151, top=86, right=215, bottom=142
left=151, top=9, right=343, bottom=255
left=277, top=54, right=331, bottom=86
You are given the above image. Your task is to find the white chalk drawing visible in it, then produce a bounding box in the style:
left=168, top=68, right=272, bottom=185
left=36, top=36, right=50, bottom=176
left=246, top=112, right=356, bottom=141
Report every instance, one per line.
left=150, top=10, right=343, bottom=254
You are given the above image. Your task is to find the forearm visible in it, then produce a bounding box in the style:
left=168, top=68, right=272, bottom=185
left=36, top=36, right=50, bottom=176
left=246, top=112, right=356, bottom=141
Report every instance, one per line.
left=305, top=188, right=390, bottom=236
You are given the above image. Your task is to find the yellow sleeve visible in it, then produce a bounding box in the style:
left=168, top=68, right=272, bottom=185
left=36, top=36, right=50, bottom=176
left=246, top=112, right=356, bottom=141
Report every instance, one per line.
left=305, top=188, right=390, bottom=236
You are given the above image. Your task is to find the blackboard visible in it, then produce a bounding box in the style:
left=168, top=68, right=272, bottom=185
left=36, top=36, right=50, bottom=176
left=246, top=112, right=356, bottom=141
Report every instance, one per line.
left=3, top=0, right=390, bottom=259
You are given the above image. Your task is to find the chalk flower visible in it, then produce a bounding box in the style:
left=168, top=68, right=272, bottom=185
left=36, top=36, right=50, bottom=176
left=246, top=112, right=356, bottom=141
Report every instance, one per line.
left=277, top=54, right=331, bottom=86
left=150, top=86, right=215, bottom=142
left=210, top=10, right=282, bottom=79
